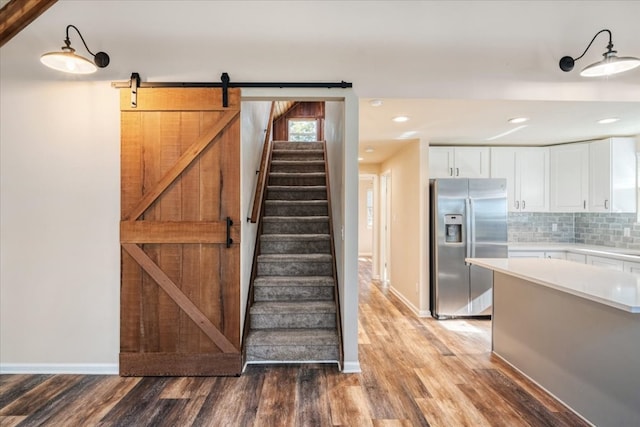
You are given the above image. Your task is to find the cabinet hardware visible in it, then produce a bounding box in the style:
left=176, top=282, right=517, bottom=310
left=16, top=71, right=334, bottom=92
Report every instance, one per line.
left=522, top=200, right=526, bottom=209
left=515, top=200, right=519, bottom=209
left=584, top=200, right=586, bottom=209
left=604, top=199, right=609, bottom=209
left=456, top=168, right=459, bottom=176
left=449, top=167, right=453, bottom=176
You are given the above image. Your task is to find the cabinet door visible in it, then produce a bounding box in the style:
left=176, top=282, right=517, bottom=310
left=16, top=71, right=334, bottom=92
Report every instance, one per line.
left=566, top=252, right=586, bottom=263
left=455, top=147, right=490, bottom=178
left=589, top=140, right=611, bottom=212
left=490, top=148, right=518, bottom=212
left=429, top=147, right=454, bottom=178
left=623, top=261, right=640, bottom=276
left=550, top=143, right=589, bottom=212
left=544, top=251, right=566, bottom=259
left=519, top=148, right=549, bottom=212
left=609, top=137, right=636, bottom=213
left=586, top=255, right=623, bottom=271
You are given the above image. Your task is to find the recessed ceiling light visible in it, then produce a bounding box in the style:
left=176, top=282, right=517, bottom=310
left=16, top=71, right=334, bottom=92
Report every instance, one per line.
left=392, top=115, right=410, bottom=123
left=358, top=157, right=364, bottom=162
left=369, top=99, right=383, bottom=107
left=508, top=117, right=529, bottom=124
left=365, top=147, right=375, bottom=153
left=598, top=117, right=620, bottom=124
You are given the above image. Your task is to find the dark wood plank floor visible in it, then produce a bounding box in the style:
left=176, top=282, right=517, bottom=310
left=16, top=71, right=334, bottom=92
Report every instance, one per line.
left=0, top=259, right=589, bottom=426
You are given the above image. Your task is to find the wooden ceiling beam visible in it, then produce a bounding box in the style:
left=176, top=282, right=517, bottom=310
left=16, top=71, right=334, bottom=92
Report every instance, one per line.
left=0, top=0, right=58, bottom=47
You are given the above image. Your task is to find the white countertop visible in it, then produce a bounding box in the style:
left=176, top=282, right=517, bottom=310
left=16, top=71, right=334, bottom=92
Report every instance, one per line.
left=508, top=242, right=640, bottom=262
left=466, top=257, right=640, bottom=313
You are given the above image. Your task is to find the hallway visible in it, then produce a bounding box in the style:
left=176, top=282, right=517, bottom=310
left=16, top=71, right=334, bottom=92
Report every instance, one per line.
left=0, top=259, right=587, bottom=426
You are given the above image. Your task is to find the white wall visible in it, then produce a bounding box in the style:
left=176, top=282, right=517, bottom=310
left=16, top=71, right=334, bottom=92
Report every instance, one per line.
left=380, top=139, right=430, bottom=316
left=0, top=80, right=121, bottom=372
left=240, top=101, right=272, bottom=336
left=325, top=98, right=360, bottom=373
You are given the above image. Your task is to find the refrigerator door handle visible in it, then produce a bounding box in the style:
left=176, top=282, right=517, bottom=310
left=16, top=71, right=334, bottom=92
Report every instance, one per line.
left=465, top=198, right=472, bottom=265
left=469, top=198, right=476, bottom=258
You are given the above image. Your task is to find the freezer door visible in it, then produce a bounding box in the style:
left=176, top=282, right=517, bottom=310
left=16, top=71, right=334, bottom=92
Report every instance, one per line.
left=431, top=179, right=470, bottom=317
left=468, top=179, right=508, bottom=315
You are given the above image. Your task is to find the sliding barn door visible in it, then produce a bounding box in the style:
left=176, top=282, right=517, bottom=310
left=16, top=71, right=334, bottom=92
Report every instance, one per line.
left=119, top=87, right=241, bottom=376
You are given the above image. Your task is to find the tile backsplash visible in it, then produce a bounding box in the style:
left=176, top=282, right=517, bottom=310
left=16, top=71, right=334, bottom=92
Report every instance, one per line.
left=508, top=212, right=640, bottom=249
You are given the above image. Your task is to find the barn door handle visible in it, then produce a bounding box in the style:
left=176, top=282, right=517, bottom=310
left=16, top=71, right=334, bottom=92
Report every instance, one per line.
left=226, top=217, right=233, bottom=248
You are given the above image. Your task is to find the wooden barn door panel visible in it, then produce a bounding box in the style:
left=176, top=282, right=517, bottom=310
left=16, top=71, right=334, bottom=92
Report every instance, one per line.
left=119, top=88, right=241, bottom=376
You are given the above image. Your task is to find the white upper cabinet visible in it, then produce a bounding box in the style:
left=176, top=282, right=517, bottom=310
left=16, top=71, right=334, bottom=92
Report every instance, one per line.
left=491, top=147, right=549, bottom=212
left=429, top=147, right=490, bottom=178
left=550, top=143, right=589, bottom=212
left=589, top=137, right=636, bottom=213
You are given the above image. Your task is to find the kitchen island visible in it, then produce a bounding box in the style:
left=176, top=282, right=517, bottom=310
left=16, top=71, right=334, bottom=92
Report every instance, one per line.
left=466, top=258, right=640, bottom=427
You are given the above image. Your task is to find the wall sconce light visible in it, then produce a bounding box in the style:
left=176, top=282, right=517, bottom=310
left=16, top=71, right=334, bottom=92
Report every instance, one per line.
left=40, top=25, right=110, bottom=74
left=559, top=29, right=640, bottom=77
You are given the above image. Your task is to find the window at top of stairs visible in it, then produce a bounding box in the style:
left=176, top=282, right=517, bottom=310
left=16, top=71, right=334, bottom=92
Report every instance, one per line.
left=288, top=119, right=318, bottom=142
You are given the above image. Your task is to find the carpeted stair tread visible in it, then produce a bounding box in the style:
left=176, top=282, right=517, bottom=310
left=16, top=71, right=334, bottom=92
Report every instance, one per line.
left=264, top=200, right=328, bottom=206
left=262, top=216, right=329, bottom=222
left=266, top=186, right=327, bottom=201
left=257, top=253, right=332, bottom=262
left=269, top=161, right=326, bottom=173
left=253, top=276, right=334, bottom=287
left=267, top=185, right=327, bottom=191
left=272, top=149, right=324, bottom=154
left=271, top=160, right=325, bottom=165
left=260, top=234, right=330, bottom=241
left=250, top=301, right=336, bottom=315
left=273, top=141, right=324, bottom=150
left=263, top=200, right=329, bottom=216
left=245, top=328, right=338, bottom=346
left=269, top=172, right=325, bottom=178
left=261, top=216, right=330, bottom=235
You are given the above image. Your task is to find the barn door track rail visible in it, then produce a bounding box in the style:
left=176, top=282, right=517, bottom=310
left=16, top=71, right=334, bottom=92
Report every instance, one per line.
left=112, top=72, right=353, bottom=108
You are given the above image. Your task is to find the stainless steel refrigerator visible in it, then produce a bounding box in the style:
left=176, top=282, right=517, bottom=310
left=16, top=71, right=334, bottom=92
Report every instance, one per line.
left=429, top=178, right=508, bottom=319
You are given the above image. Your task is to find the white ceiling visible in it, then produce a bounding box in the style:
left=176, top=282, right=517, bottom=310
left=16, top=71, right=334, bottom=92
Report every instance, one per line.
left=2, top=1, right=639, bottom=164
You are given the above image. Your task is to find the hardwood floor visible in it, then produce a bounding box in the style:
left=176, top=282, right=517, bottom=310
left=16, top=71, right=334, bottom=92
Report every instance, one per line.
left=0, top=259, right=589, bottom=426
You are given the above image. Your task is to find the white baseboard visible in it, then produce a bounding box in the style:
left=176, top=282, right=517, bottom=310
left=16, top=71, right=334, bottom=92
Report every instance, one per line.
left=389, top=286, right=431, bottom=317
left=0, top=363, right=119, bottom=375
left=341, top=361, right=361, bottom=373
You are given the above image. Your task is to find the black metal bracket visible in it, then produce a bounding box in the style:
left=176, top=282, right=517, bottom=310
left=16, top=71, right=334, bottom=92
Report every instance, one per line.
left=129, top=73, right=140, bottom=108
left=221, top=72, right=230, bottom=108
left=226, top=217, right=233, bottom=248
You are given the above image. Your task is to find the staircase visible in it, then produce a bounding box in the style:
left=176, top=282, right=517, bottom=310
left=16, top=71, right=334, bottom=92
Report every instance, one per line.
left=244, top=141, right=340, bottom=365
